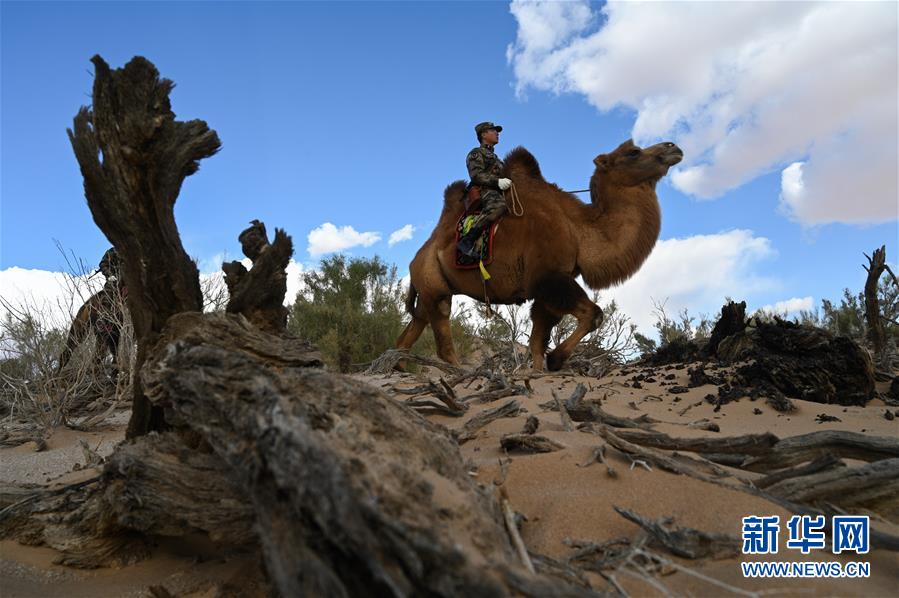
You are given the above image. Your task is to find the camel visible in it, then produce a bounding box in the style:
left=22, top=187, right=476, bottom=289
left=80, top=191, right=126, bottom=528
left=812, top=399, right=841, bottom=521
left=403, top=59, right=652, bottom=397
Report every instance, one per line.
left=57, top=281, right=126, bottom=378
left=397, top=139, right=683, bottom=371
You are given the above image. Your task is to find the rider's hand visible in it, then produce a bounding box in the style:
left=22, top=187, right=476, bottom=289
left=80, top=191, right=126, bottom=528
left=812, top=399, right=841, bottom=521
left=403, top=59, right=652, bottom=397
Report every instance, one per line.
left=498, top=178, right=512, bottom=191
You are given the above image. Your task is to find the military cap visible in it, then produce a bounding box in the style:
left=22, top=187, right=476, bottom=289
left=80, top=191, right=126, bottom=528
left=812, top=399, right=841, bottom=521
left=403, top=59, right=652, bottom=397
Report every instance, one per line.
left=475, top=121, right=503, bottom=138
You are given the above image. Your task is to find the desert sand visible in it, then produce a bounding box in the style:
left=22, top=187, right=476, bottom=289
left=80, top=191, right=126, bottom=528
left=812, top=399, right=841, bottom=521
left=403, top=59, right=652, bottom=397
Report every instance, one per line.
left=1, top=360, right=897, bottom=597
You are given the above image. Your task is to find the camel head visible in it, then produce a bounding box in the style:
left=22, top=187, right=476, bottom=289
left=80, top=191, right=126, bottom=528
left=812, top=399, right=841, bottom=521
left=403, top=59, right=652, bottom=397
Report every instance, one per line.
left=592, top=139, right=683, bottom=187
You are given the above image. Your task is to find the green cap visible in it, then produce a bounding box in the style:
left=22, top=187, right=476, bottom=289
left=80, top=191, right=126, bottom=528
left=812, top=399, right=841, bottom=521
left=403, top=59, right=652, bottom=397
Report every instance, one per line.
left=475, top=121, right=503, bottom=139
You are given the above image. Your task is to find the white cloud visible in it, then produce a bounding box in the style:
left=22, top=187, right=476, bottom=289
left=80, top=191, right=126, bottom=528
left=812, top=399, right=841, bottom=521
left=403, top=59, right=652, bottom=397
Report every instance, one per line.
left=508, top=0, right=898, bottom=225
left=757, top=296, right=815, bottom=316
left=388, top=224, right=415, bottom=247
left=0, top=267, right=101, bottom=330
left=602, top=230, right=778, bottom=334
left=1, top=257, right=309, bottom=334
left=307, top=223, right=381, bottom=257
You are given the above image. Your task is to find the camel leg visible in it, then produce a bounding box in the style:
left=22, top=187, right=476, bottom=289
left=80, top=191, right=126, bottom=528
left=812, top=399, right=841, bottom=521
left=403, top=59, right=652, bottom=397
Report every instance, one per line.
left=396, top=288, right=429, bottom=351
left=56, top=310, right=90, bottom=374
left=529, top=300, right=562, bottom=372
left=534, top=275, right=603, bottom=371
left=425, top=295, right=459, bottom=366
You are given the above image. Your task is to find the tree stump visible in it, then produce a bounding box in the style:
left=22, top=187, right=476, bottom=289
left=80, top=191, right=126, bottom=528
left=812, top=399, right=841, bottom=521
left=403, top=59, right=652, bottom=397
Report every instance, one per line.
left=223, top=219, right=292, bottom=334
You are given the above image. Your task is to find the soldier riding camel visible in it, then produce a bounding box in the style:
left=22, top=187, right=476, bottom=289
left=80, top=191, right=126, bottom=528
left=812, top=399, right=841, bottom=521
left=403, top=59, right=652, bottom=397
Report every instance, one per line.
left=457, top=121, right=513, bottom=258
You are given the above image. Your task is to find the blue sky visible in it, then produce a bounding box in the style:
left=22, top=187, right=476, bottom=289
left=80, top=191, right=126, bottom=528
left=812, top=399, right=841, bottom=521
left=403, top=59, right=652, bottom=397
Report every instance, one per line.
left=2, top=1, right=897, bottom=334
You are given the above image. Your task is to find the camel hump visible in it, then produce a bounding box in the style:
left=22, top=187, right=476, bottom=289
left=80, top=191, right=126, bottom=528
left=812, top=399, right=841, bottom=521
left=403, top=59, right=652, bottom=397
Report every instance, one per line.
left=443, top=180, right=467, bottom=207
left=503, top=146, right=544, bottom=181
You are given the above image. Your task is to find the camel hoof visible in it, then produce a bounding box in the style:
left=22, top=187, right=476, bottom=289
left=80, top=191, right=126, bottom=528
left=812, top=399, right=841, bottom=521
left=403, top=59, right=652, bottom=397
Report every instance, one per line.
left=546, top=351, right=565, bottom=371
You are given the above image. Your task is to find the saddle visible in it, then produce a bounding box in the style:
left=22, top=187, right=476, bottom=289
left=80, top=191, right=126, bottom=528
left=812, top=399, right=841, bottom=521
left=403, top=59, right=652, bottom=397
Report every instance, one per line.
left=455, top=185, right=498, bottom=270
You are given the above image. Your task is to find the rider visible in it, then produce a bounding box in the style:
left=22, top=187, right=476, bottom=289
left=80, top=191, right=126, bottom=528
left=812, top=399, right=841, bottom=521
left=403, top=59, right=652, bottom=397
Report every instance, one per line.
left=458, top=121, right=512, bottom=257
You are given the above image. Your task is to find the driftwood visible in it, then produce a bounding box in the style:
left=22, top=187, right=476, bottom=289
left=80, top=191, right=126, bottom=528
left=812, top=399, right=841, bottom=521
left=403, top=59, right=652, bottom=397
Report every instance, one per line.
left=462, top=386, right=527, bottom=405
left=366, top=349, right=466, bottom=376
left=68, top=56, right=219, bottom=438
left=596, top=426, right=735, bottom=482
left=458, top=400, right=522, bottom=444
left=501, top=434, right=565, bottom=454
left=404, top=378, right=467, bottom=417
left=614, top=507, right=740, bottom=560
left=740, top=430, right=899, bottom=472
left=223, top=219, right=293, bottom=334
left=596, top=427, right=899, bottom=551
left=0, top=431, right=254, bottom=567
left=522, top=415, right=540, bottom=435
left=754, top=454, right=844, bottom=489
left=578, top=444, right=617, bottom=478
left=764, top=459, right=899, bottom=522
left=609, top=429, right=779, bottom=457
left=552, top=391, right=575, bottom=432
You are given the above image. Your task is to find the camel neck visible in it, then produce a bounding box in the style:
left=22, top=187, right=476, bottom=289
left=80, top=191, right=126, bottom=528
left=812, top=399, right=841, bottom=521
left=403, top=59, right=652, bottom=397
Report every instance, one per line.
left=577, top=178, right=662, bottom=289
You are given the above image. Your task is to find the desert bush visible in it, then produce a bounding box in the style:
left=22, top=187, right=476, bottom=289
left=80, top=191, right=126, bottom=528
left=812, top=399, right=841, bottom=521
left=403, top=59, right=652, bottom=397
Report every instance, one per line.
left=633, top=298, right=712, bottom=359
left=0, top=250, right=135, bottom=438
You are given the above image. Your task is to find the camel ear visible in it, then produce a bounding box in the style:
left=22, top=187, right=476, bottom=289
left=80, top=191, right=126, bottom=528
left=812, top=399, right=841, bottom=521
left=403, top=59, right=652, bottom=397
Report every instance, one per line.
left=615, top=139, right=636, bottom=153
left=593, top=154, right=609, bottom=170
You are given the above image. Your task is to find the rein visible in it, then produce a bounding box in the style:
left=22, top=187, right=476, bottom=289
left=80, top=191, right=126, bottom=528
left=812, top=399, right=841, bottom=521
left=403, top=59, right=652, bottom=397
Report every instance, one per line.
left=502, top=184, right=589, bottom=217
left=504, top=182, right=524, bottom=217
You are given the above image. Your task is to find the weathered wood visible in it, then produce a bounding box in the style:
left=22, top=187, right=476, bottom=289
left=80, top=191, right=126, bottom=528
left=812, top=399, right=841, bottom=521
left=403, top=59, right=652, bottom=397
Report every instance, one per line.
left=863, top=245, right=891, bottom=365
left=614, top=507, right=740, bottom=560
left=458, top=400, right=522, bottom=444
left=610, top=429, right=779, bottom=457
left=223, top=220, right=293, bottom=334
left=463, top=386, right=526, bottom=405
left=721, top=318, right=875, bottom=406
left=67, top=55, right=219, bottom=438
left=754, top=454, right=844, bottom=489
left=0, top=432, right=253, bottom=567
left=764, top=458, right=899, bottom=522
left=703, top=300, right=746, bottom=357
left=552, top=390, right=575, bottom=432
left=597, top=426, right=735, bottom=482
left=142, top=314, right=589, bottom=596
left=569, top=405, right=656, bottom=429
left=501, top=434, right=565, bottom=454
left=741, top=430, right=899, bottom=472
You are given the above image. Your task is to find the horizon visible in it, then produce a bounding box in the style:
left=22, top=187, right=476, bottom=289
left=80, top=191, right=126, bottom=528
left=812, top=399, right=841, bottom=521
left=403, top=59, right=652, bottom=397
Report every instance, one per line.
left=2, top=0, right=897, bottom=337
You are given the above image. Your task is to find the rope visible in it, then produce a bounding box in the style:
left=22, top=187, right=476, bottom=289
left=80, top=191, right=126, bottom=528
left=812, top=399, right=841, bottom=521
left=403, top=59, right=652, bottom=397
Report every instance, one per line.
left=505, top=182, right=524, bottom=217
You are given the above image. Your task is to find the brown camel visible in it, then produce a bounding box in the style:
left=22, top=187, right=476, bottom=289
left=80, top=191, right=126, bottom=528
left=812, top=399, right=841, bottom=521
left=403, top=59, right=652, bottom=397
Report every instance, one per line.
left=57, top=280, right=125, bottom=377
left=397, top=139, right=683, bottom=371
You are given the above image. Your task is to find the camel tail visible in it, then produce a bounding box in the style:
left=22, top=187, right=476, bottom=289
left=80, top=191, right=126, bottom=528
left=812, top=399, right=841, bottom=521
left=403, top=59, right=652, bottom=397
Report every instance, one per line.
left=405, top=282, right=418, bottom=316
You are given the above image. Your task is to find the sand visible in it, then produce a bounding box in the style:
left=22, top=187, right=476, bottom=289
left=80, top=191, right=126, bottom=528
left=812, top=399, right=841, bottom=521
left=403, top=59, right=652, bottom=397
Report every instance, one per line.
left=2, top=363, right=897, bottom=596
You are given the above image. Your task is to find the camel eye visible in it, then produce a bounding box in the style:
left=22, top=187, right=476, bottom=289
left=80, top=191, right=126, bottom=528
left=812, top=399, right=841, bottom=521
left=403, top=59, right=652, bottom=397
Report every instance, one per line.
left=627, top=149, right=641, bottom=158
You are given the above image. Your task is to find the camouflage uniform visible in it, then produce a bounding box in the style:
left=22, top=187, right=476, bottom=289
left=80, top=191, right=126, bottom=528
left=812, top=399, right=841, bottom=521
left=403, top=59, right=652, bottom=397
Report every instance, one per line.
left=466, top=122, right=507, bottom=232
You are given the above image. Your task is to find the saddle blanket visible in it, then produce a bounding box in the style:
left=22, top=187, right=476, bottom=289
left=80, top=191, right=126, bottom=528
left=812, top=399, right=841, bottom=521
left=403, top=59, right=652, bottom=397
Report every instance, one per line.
left=455, top=212, right=497, bottom=269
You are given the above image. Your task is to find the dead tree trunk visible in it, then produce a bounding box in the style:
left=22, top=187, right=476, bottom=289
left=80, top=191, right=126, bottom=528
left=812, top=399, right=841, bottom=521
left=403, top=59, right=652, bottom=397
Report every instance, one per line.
left=703, top=300, right=746, bottom=357
left=864, top=246, right=889, bottom=366
left=222, top=219, right=292, bottom=334
left=67, top=55, right=220, bottom=438
left=2, top=313, right=591, bottom=595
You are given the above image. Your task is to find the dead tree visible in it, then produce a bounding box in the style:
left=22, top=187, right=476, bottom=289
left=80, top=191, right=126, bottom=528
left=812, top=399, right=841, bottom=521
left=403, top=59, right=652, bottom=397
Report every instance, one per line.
left=864, top=245, right=896, bottom=366
left=222, top=219, right=292, bottom=334
left=67, top=55, right=220, bottom=438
